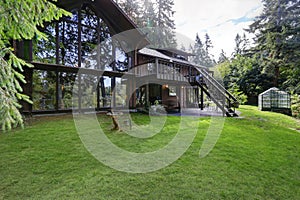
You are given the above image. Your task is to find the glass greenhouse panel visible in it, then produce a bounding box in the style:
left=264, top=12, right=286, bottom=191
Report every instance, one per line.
left=258, top=87, right=291, bottom=111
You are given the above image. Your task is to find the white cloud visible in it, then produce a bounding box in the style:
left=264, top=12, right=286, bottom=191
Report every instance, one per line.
left=174, top=0, right=263, bottom=58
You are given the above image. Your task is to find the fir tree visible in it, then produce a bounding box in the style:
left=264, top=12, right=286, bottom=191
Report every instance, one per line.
left=118, top=0, right=141, bottom=24
left=241, top=33, right=250, bottom=54
left=248, top=0, right=300, bottom=89
left=218, top=49, right=228, bottom=64
left=155, top=0, right=176, bottom=48
left=192, top=33, right=215, bottom=67
left=204, top=33, right=213, bottom=53
left=192, top=33, right=206, bottom=66
left=233, top=33, right=250, bottom=57
left=117, top=0, right=177, bottom=48
left=0, top=0, right=70, bottom=131
left=233, top=33, right=243, bottom=56
left=140, top=0, right=156, bottom=28
left=203, top=33, right=216, bottom=67
left=138, top=0, right=158, bottom=45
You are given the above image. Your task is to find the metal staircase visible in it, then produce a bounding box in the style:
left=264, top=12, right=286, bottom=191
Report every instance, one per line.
left=192, top=67, right=239, bottom=117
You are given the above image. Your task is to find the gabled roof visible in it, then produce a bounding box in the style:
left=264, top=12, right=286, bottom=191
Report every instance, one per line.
left=157, top=48, right=195, bottom=57
left=138, top=48, right=171, bottom=61
left=259, top=87, right=289, bottom=96
left=138, top=48, right=206, bottom=68
left=54, top=0, right=149, bottom=49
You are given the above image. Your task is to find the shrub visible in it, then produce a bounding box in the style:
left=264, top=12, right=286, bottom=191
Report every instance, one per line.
left=291, top=94, right=300, bottom=118
left=228, top=86, right=248, bottom=105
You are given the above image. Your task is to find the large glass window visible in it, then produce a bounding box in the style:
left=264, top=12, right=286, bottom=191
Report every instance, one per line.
left=98, top=76, right=112, bottom=108
left=33, top=4, right=114, bottom=69
left=34, top=24, right=56, bottom=64
left=32, top=70, right=56, bottom=111
left=186, top=86, right=198, bottom=108
left=58, top=72, right=76, bottom=110
left=81, top=74, right=98, bottom=109
left=115, top=77, right=127, bottom=107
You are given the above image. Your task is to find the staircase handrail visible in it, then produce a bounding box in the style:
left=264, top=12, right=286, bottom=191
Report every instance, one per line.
left=197, top=68, right=238, bottom=104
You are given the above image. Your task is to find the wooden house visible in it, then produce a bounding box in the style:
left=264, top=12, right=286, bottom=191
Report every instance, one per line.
left=17, top=0, right=239, bottom=117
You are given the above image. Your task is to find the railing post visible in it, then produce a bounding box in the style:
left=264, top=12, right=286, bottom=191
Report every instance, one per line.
left=200, top=87, right=204, bottom=110
left=156, top=58, right=159, bottom=79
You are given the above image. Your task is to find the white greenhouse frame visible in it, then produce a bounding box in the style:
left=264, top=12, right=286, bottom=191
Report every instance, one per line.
left=258, top=87, right=291, bottom=115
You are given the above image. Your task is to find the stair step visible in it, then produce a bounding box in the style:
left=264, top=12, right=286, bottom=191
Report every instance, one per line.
left=190, top=68, right=239, bottom=117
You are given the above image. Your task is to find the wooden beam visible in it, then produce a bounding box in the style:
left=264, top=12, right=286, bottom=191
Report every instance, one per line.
left=78, top=8, right=82, bottom=68
left=30, top=62, right=135, bottom=77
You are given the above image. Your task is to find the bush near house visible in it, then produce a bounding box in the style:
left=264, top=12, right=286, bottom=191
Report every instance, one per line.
left=291, top=94, right=300, bottom=118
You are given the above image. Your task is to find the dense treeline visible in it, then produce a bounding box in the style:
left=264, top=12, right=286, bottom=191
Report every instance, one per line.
left=214, top=0, right=300, bottom=117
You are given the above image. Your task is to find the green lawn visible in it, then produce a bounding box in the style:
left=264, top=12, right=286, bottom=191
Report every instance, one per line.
left=0, top=106, right=299, bottom=199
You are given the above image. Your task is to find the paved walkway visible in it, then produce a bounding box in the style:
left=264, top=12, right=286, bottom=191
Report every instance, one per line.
left=168, top=108, right=225, bottom=117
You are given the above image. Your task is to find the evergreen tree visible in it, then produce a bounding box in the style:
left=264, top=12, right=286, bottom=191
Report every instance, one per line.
left=192, top=33, right=206, bottom=66
left=203, top=33, right=216, bottom=67
left=117, top=0, right=176, bottom=48
left=204, top=33, right=213, bottom=53
left=118, top=0, right=141, bottom=24
left=154, top=0, right=176, bottom=47
left=138, top=0, right=158, bottom=46
left=233, top=33, right=243, bottom=56
left=248, top=0, right=300, bottom=90
left=218, top=49, right=228, bottom=64
left=233, top=33, right=250, bottom=57
left=192, top=33, right=215, bottom=67
left=241, top=33, right=250, bottom=54
left=140, top=0, right=156, bottom=28
left=0, top=0, right=69, bottom=131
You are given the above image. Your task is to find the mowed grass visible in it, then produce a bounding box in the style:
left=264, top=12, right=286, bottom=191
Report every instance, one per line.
left=0, top=106, right=299, bottom=199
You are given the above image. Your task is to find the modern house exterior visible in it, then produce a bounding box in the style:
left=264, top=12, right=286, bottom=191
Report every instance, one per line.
left=17, top=0, right=239, bottom=117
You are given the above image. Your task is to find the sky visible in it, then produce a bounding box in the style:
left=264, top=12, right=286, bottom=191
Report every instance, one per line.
left=173, top=0, right=264, bottom=59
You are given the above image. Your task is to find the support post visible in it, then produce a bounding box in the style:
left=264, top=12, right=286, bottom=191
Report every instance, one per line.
left=200, top=87, right=204, bottom=110
left=97, top=78, right=100, bottom=110
left=55, top=69, right=59, bottom=111
left=17, top=40, right=33, bottom=114
left=100, top=77, right=106, bottom=107
left=111, top=77, right=116, bottom=109
left=195, top=87, right=199, bottom=108
left=111, top=40, right=116, bottom=109
left=55, top=22, right=60, bottom=112
left=156, top=58, right=159, bottom=78
left=146, top=83, right=149, bottom=108
left=78, top=74, right=82, bottom=112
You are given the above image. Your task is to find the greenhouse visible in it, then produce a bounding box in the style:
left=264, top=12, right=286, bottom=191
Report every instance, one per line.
left=258, top=87, right=291, bottom=115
